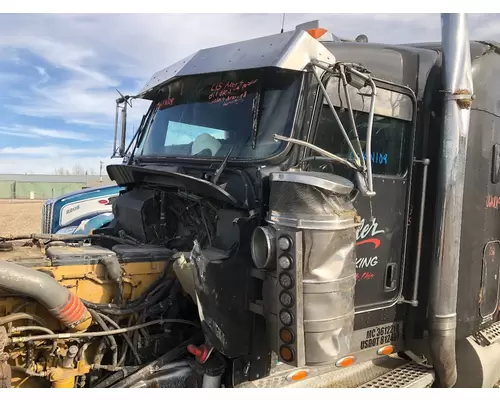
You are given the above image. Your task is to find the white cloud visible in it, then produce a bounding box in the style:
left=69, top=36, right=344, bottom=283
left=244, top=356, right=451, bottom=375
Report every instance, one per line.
left=0, top=13, right=499, bottom=175
left=67, top=119, right=112, bottom=128
left=0, top=125, right=94, bottom=141
left=0, top=146, right=92, bottom=155
left=0, top=14, right=497, bottom=123
left=0, top=14, right=443, bottom=131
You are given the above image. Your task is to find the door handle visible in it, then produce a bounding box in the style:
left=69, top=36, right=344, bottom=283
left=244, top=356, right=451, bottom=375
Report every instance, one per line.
left=384, top=263, right=398, bottom=292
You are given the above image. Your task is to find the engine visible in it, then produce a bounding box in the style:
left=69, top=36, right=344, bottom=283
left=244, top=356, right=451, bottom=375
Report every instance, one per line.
left=0, top=187, right=224, bottom=388
left=111, top=188, right=218, bottom=251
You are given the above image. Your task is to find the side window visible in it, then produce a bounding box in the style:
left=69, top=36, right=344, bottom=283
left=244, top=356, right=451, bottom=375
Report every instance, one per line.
left=311, top=78, right=413, bottom=176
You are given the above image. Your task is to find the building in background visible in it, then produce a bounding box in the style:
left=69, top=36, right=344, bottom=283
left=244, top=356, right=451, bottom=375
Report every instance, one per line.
left=0, top=174, right=114, bottom=200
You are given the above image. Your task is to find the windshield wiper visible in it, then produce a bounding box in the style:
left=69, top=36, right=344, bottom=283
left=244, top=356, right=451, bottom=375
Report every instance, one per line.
left=123, top=114, right=146, bottom=164
left=127, top=93, right=162, bottom=163
left=212, top=145, right=235, bottom=185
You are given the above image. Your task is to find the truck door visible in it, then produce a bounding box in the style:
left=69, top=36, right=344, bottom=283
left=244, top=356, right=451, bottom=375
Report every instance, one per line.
left=307, top=76, right=415, bottom=313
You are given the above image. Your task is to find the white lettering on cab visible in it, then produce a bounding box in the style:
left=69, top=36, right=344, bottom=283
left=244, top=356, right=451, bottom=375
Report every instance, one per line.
left=356, top=218, right=384, bottom=241
left=355, top=218, right=385, bottom=271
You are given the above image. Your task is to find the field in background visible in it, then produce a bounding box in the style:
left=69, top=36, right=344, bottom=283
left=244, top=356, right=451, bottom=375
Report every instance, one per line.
left=0, top=199, right=43, bottom=236
left=0, top=174, right=114, bottom=201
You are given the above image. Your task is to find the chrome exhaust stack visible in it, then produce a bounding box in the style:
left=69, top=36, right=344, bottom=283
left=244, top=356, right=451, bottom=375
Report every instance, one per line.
left=428, top=13, right=474, bottom=388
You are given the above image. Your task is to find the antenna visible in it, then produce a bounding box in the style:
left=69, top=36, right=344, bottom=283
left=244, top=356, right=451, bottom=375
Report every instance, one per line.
left=280, top=13, right=286, bottom=33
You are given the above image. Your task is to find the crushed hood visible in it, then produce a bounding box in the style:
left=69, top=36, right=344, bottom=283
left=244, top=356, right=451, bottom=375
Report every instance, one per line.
left=107, top=163, right=241, bottom=207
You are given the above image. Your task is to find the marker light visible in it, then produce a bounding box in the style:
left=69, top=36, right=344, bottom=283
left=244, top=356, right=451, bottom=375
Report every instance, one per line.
left=279, top=273, right=293, bottom=289
left=279, top=310, right=293, bottom=326
left=306, top=28, right=328, bottom=39
left=279, top=328, right=295, bottom=344
left=286, top=370, right=309, bottom=382
left=278, top=236, right=292, bottom=251
left=278, top=255, right=292, bottom=270
left=377, top=345, right=394, bottom=356
left=280, top=345, right=295, bottom=363
left=335, top=356, right=355, bottom=368
left=279, top=291, right=294, bottom=308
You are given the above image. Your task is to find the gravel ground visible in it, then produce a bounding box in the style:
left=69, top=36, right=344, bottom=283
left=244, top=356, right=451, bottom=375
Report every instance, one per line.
left=0, top=199, right=43, bottom=236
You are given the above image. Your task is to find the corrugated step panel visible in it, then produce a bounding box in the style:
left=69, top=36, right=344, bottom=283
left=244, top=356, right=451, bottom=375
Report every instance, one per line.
left=359, top=362, right=434, bottom=388
left=477, top=320, right=500, bottom=346
left=237, top=356, right=434, bottom=388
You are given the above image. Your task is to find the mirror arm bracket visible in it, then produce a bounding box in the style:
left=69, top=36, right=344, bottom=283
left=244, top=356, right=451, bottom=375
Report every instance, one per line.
left=309, top=60, right=377, bottom=197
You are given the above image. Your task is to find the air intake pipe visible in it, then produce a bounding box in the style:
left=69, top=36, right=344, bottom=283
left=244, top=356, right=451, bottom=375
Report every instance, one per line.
left=0, top=260, right=92, bottom=331
left=428, top=13, right=473, bottom=388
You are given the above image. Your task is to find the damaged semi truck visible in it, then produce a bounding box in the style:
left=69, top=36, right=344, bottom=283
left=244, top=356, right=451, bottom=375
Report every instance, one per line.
left=1, top=13, right=499, bottom=388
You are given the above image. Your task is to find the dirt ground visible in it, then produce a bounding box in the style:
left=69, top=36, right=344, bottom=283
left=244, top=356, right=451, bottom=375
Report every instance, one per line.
left=0, top=199, right=43, bottom=236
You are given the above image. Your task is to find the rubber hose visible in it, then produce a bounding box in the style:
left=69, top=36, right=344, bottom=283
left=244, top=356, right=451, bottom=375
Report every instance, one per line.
left=85, top=277, right=173, bottom=311
left=11, top=326, right=58, bottom=354
left=0, top=260, right=92, bottom=331
left=11, top=326, right=55, bottom=335
left=82, top=282, right=172, bottom=316
left=94, top=366, right=142, bottom=388
left=9, top=319, right=199, bottom=343
left=0, top=313, right=44, bottom=326
left=97, top=312, right=142, bottom=365
left=130, top=361, right=196, bottom=388
left=88, top=310, right=118, bottom=367
left=111, top=332, right=204, bottom=388
left=98, top=256, right=123, bottom=306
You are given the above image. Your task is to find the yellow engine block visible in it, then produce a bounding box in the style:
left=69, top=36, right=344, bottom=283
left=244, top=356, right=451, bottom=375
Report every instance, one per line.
left=0, top=240, right=175, bottom=388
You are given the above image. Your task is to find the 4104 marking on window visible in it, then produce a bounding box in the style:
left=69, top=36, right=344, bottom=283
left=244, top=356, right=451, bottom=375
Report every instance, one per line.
left=362, top=152, right=389, bottom=165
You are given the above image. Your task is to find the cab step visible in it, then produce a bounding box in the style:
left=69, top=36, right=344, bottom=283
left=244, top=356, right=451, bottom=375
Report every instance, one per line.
left=358, top=362, right=435, bottom=388
left=476, top=320, right=500, bottom=346
left=236, top=356, right=434, bottom=388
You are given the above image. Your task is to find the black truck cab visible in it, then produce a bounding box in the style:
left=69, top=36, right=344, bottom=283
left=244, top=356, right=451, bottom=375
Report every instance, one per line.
left=104, top=17, right=500, bottom=388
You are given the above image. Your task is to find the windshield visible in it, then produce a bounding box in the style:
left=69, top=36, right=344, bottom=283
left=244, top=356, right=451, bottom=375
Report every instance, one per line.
left=137, top=68, right=303, bottom=160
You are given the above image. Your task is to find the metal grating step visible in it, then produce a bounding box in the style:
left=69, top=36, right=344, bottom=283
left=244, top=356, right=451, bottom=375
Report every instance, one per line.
left=236, top=355, right=428, bottom=388
left=359, top=362, right=434, bottom=388
left=477, top=320, right=500, bottom=346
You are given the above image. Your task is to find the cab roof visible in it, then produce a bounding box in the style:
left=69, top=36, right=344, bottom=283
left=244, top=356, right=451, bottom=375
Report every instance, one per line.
left=135, top=18, right=495, bottom=102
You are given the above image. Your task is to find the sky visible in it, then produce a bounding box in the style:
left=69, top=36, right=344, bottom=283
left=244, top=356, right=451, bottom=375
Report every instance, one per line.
left=0, top=12, right=498, bottom=174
